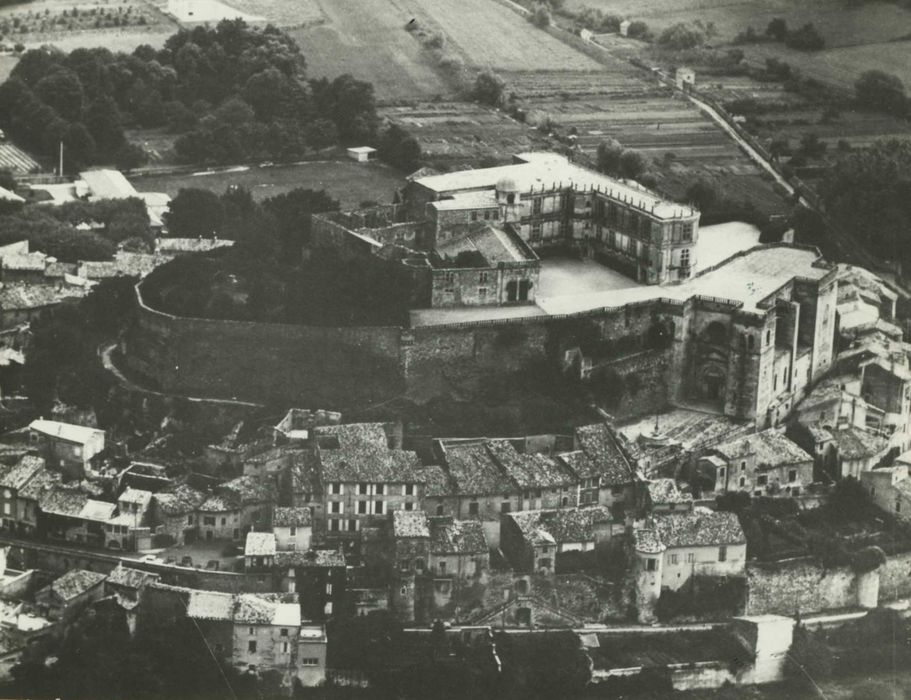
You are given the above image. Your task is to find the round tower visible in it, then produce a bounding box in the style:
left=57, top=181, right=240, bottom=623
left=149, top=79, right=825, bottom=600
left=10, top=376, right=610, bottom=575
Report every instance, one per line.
left=633, top=528, right=665, bottom=624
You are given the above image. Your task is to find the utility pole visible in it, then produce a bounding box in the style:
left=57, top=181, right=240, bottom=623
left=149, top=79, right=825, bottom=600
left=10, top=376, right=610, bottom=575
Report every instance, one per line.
left=58, top=141, right=64, bottom=178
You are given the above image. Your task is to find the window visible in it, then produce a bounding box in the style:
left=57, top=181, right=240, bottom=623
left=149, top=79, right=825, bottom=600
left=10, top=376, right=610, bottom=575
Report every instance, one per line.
left=766, top=330, right=771, bottom=345
left=357, top=501, right=368, bottom=514
left=757, top=475, right=767, bottom=486
left=436, top=503, right=444, bottom=516
left=415, top=558, right=425, bottom=571
left=682, top=222, right=694, bottom=241
left=718, top=546, right=727, bottom=562
left=326, top=583, right=333, bottom=595
left=530, top=222, right=542, bottom=241
left=3, top=503, right=9, bottom=516
left=468, top=502, right=479, bottom=515
left=330, top=501, right=342, bottom=514
left=669, top=554, right=678, bottom=565
left=719, top=467, right=725, bottom=479
left=221, top=517, right=227, bottom=526
left=187, top=515, right=194, bottom=525
left=484, top=211, right=491, bottom=220
left=680, top=248, right=690, bottom=268
left=739, top=476, right=746, bottom=487
left=289, top=527, right=296, bottom=536
left=479, top=272, right=489, bottom=284
left=645, top=558, right=656, bottom=572
left=348, top=519, right=358, bottom=532
left=203, top=516, right=215, bottom=526
left=740, top=461, right=746, bottom=472
left=439, top=561, right=447, bottom=574
left=330, top=483, right=342, bottom=495
left=532, top=198, right=542, bottom=215
left=788, top=469, right=797, bottom=483
left=375, top=500, right=384, bottom=515
left=376, top=484, right=386, bottom=496
left=404, top=484, right=415, bottom=496
left=324, top=601, right=333, bottom=615
left=248, top=640, right=257, bottom=653
left=897, top=501, right=902, bottom=513
left=301, top=658, right=320, bottom=667
left=281, top=642, right=290, bottom=654
left=404, top=502, right=414, bottom=511
left=329, top=519, right=340, bottom=532
left=471, top=211, right=478, bottom=221
left=358, top=483, right=369, bottom=495
left=280, top=628, right=288, bottom=637
left=686, top=552, right=695, bottom=563
left=501, top=501, right=511, bottom=514
left=479, top=287, right=488, bottom=300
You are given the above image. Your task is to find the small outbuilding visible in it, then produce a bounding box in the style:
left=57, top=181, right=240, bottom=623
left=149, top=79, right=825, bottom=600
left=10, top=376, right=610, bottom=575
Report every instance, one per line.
left=347, top=146, right=377, bottom=163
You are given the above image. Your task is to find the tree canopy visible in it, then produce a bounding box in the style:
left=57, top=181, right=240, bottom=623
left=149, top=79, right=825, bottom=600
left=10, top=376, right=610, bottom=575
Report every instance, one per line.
left=855, top=70, right=908, bottom=116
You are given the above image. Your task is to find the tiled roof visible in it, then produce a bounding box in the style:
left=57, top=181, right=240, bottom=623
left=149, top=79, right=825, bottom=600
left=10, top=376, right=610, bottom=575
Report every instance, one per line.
left=2, top=252, right=46, bottom=271
left=434, top=222, right=533, bottom=266
left=712, top=429, right=812, bottom=470
left=393, top=510, right=430, bottom=538
left=29, top=419, right=103, bottom=445
left=290, top=451, right=321, bottom=494
left=153, top=484, right=207, bottom=516
left=508, top=506, right=612, bottom=545
left=245, top=531, right=276, bottom=557
left=106, top=564, right=159, bottom=590
left=45, top=569, right=106, bottom=601
left=829, top=426, right=889, bottom=460
left=556, top=450, right=597, bottom=480
left=155, top=238, right=234, bottom=254
left=316, top=423, right=422, bottom=483
left=0, top=283, right=86, bottom=310
left=81, top=499, right=117, bottom=522
left=573, top=423, right=635, bottom=486
left=19, top=469, right=59, bottom=501
left=39, top=487, right=89, bottom=518
left=485, top=440, right=575, bottom=489
left=217, top=474, right=277, bottom=505
left=119, top=487, right=153, bottom=507
left=647, top=479, right=692, bottom=506
left=272, top=506, right=311, bottom=527
left=652, top=510, right=745, bottom=548
left=233, top=594, right=300, bottom=627
left=416, top=464, right=454, bottom=497
left=430, top=517, right=487, bottom=554
left=186, top=590, right=234, bottom=621
left=0, top=455, right=44, bottom=491
left=198, top=494, right=236, bottom=513
left=439, top=440, right=514, bottom=496
left=634, top=528, right=665, bottom=554
left=273, top=549, right=346, bottom=568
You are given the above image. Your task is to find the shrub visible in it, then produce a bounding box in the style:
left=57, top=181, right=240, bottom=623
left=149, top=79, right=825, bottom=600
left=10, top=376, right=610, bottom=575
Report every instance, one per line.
left=531, top=4, right=552, bottom=28
left=471, top=70, right=505, bottom=106
left=657, top=22, right=705, bottom=50
left=626, top=20, right=651, bottom=40
left=855, top=70, right=908, bottom=116
left=785, top=23, right=825, bottom=51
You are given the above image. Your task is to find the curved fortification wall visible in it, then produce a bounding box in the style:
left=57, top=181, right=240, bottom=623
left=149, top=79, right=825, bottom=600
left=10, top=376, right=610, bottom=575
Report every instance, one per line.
left=122, top=280, right=682, bottom=413
left=122, top=282, right=407, bottom=408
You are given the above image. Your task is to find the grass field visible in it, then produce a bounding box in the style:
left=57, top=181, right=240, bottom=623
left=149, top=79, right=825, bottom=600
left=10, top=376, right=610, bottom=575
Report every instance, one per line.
left=129, top=160, right=406, bottom=209
left=289, top=0, right=448, bottom=103
left=409, top=0, right=600, bottom=71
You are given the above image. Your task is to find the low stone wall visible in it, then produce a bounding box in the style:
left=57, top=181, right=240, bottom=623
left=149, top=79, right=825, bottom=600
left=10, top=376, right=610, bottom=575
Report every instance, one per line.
left=878, top=550, right=911, bottom=601
left=745, top=559, right=858, bottom=616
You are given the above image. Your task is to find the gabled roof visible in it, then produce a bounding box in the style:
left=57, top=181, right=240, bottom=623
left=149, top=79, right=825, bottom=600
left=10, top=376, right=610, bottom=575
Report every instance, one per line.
left=154, top=484, right=207, bottom=516
left=438, top=440, right=515, bottom=496
left=186, top=590, right=234, bottom=621
left=572, top=423, right=635, bottom=486
left=508, top=506, right=612, bottom=545
left=119, top=487, right=153, bottom=507
left=393, top=510, right=430, bottom=538
left=430, top=517, right=487, bottom=554
left=712, top=429, right=812, bottom=471
left=652, top=510, right=745, bottom=548
left=245, top=531, right=276, bottom=557
left=315, top=423, right=422, bottom=483
left=272, top=506, right=312, bottom=527
left=216, top=474, right=277, bottom=505
left=829, top=426, right=889, bottom=460
left=485, top=440, right=575, bottom=489
left=29, top=419, right=103, bottom=445
left=233, top=594, right=300, bottom=627
left=43, top=569, right=106, bottom=602
left=106, top=564, right=160, bottom=590
left=0, top=455, right=44, bottom=491
left=274, top=548, right=346, bottom=568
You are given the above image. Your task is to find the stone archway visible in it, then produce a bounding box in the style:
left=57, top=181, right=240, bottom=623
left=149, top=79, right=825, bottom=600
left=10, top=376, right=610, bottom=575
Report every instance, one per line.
left=700, top=364, right=727, bottom=401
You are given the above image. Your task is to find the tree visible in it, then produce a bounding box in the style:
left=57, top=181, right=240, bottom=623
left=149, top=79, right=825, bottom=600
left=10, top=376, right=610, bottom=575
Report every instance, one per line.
left=471, top=70, right=505, bottom=106
left=261, top=187, right=339, bottom=257
left=83, top=94, right=125, bottom=158
left=855, top=70, right=908, bottom=116
left=658, top=22, right=705, bottom=50
left=34, top=68, right=85, bottom=118
left=531, top=4, right=551, bottom=28
left=596, top=137, right=623, bottom=175
left=766, top=17, right=788, bottom=41
left=619, top=148, right=648, bottom=178
left=163, top=187, right=225, bottom=237
left=378, top=124, right=422, bottom=172
left=785, top=23, right=825, bottom=51
left=686, top=178, right=719, bottom=210
left=625, top=21, right=651, bottom=40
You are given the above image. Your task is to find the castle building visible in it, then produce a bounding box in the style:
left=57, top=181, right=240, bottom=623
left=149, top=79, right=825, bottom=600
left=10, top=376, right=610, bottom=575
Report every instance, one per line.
left=404, top=152, right=700, bottom=285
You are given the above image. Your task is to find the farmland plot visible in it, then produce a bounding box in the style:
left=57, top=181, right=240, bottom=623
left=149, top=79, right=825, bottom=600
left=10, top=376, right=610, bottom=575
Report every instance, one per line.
left=289, top=0, right=448, bottom=103
left=407, top=0, right=601, bottom=71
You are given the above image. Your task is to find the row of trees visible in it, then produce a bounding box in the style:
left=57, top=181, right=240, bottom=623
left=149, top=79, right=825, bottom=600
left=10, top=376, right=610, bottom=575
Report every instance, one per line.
left=735, top=18, right=826, bottom=51
left=0, top=19, right=387, bottom=170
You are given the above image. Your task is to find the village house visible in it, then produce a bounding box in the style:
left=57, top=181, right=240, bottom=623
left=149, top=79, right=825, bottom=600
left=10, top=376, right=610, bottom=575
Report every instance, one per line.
left=152, top=484, right=207, bottom=546
left=273, top=408, right=342, bottom=446
left=500, top=506, right=613, bottom=574
left=183, top=589, right=314, bottom=689
left=297, top=623, right=328, bottom=688
left=197, top=475, right=278, bottom=542
left=561, top=422, right=639, bottom=511
left=861, top=465, right=911, bottom=521
left=274, top=549, right=347, bottom=621
left=103, top=486, right=154, bottom=551
left=818, top=425, right=889, bottom=479
left=391, top=509, right=431, bottom=574
left=645, top=478, right=694, bottom=513
left=429, top=516, right=488, bottom=580
left=272, top=506, right=312, bottom=552
left=34, top=569, right=107, bottom=624
left=28, top=419, right=105, bottom=479
left=105, top=564, right=160, bottom=636
left=0, top=456, right=45, bottom=535
left=39, top=487, right=115, bottom=547
left=700, top=429, right=814, bottom=497
left=314, top=423, right=424, bottom=545
left=245, top=532, right=277, bottom=572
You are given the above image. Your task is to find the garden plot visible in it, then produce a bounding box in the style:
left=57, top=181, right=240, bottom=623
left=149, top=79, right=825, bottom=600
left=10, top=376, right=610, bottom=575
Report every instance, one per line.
left=0, top=142, right=42, bottom=173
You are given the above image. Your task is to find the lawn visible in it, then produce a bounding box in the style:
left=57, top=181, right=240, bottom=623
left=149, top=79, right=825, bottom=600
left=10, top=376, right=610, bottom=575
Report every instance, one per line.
left=128, top=160, right=406, bottom=209
left=288, top=0, right=448, bottom=103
